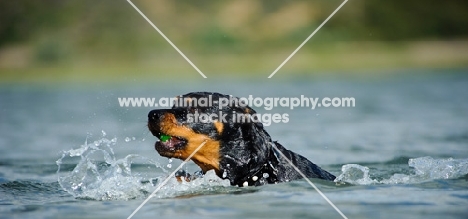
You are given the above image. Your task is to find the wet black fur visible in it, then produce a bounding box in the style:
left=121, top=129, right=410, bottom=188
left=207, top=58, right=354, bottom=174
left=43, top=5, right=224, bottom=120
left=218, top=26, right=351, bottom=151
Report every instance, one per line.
left=148, top=92, right=335, bottom=186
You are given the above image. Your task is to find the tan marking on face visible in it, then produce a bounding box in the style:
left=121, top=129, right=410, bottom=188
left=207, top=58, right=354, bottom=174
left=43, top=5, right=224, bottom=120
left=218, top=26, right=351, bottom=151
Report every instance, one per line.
left=159, top=113, right=220, bottom=174
left=244, top=108, right=250, bottom=114
left=214, top=121, right=224, bottom=134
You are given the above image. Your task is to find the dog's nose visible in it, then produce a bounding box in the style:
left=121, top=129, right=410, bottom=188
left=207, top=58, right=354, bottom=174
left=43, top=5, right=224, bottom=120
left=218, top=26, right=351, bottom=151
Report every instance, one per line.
left=148, top=109, right=166, bottom=122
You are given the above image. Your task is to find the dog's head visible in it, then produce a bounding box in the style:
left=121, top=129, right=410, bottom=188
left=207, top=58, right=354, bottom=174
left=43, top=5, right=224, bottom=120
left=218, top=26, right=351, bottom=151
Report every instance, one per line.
left=148, top=92, right=276, bottom=186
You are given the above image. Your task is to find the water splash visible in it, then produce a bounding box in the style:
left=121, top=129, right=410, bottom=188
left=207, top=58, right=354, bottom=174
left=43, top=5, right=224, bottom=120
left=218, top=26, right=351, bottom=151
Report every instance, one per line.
left=56, top=136, right=158, bottom=200
left=56, top=134, right=230, bottom=201
left=150, top=170, right=231, bottom=199
left=334, top=164, right=378, bottom=185
left=167, top=158, right=172, bottom=168
left=335, top=156, right=468, bottom=185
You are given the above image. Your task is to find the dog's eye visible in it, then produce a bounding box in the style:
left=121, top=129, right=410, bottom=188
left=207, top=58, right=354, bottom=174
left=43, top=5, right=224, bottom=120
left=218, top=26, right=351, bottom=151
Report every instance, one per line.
left=160, top=134, right=171, bottom=142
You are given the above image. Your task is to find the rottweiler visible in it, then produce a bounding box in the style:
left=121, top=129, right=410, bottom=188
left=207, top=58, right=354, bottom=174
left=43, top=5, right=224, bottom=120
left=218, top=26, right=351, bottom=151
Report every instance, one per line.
left=148, top=92, right=335, bottom=187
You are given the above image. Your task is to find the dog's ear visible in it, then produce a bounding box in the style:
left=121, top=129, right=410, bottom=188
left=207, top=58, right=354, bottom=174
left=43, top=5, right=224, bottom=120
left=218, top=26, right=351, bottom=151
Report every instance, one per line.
left=219, top=117, right=274, bottom=185
left=241, top=122, right=270, bottom=156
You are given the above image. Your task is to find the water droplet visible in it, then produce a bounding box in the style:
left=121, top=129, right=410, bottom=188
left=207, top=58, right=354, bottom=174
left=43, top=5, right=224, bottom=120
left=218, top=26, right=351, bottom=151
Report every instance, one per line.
left=168, top=159, right=172, bottom=163
left=263, top=173, right=269, bottom=178
left=101, top=130, right=107, bottom=137
left=167, top=164, right=172, bottom=168
left=125, top=137, right=131, bottom=142
left=222, top=171, right=227, bottom=178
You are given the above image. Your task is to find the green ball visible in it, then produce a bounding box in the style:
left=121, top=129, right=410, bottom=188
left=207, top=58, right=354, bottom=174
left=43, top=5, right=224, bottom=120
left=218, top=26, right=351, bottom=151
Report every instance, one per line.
left=160, top=134, right=171, bottom=142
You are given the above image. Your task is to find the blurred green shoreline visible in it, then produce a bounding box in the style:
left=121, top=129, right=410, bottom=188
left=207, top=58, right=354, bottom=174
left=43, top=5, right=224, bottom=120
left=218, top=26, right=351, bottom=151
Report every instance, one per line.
left=1, top=0, right=467, bottom=83
left=1, top=40, right=467, bottom=84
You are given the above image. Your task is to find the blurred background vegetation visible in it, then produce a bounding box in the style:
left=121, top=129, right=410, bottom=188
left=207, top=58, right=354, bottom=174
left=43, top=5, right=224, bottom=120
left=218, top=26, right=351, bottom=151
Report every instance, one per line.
left=0, top=0, right=467, bottom=82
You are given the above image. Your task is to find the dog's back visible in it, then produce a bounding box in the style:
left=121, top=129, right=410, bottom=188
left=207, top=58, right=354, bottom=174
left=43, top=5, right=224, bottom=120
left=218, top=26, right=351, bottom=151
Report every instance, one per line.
left=272, top=142, right=336, bottom=182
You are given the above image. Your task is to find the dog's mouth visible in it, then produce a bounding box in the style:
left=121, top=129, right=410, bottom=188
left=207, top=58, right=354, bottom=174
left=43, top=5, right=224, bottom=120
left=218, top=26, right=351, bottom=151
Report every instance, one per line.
left=154, top=132, right=187, bottom=154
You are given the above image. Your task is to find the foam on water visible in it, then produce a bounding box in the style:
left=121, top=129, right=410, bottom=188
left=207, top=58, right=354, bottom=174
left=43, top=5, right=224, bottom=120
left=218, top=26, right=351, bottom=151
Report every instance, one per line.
left=56, top=134, right=230, bottom=201
left=57, top=133, right=468, bottom=199
left=335, top=156, right=468, bottom=185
